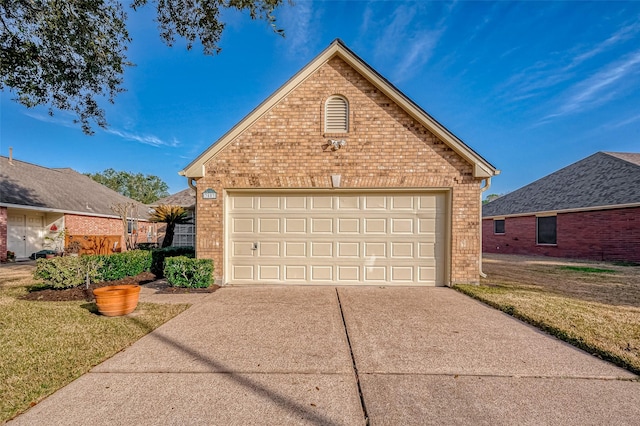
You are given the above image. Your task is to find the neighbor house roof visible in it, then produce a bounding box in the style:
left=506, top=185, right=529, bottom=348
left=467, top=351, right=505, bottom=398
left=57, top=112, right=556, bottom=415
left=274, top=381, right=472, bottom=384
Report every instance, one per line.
left=483, top=151, right=640, bottom=218
left=0, top=156, right=151, bottom=220
left=180, top=38, right=499, bottom=180
left=151, top=188, right=195, bottom=209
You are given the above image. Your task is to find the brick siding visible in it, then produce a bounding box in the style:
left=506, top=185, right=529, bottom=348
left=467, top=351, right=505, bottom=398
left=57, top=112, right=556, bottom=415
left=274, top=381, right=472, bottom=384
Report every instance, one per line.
left=482, top=206, right=640, bottom=262
left=64, top=214, right=157, bottom=249
left=195, top=57, right=484, bottom=285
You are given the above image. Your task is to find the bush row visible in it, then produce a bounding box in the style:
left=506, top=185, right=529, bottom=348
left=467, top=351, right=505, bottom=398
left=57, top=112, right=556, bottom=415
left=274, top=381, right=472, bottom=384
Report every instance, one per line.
left=33, top=247, right=207, bottom=289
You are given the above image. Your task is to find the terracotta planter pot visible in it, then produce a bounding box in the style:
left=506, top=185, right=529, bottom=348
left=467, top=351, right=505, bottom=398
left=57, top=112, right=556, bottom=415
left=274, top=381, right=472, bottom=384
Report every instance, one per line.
left=93, top=285, right=141, bottom=317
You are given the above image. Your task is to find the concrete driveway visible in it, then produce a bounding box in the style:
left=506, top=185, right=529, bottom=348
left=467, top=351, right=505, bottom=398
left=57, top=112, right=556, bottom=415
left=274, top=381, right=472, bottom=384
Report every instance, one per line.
left=10, top=287, right=639, bottom=425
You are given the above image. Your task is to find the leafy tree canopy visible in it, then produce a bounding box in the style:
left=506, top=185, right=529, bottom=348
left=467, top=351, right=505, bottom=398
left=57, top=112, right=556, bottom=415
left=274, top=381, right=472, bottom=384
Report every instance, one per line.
left=87, top=168, right=170, bottom=203
left=1, top=0, right=285, bottom=134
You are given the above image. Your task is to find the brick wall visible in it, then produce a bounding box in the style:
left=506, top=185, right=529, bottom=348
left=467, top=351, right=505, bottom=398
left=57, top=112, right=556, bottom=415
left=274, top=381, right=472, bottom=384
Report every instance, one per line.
left=196, top=56, right=484, bottom=284
left=64, top=214, right=157, bottom=249
left=0, top=207, right=6, bottom=261
left=482, top=206, right=640, bottom=262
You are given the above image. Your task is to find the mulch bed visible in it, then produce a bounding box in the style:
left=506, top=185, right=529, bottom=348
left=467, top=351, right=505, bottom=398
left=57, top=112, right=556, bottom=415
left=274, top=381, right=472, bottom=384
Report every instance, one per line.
left=21, top=272, right=219, bottom=302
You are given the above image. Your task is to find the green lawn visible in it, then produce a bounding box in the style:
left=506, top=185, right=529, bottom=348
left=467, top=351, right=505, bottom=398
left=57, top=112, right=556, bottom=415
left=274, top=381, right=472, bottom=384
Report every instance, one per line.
left=0, top=267, right=189, bottom=422
left=456, top=254, right=640, bottom=375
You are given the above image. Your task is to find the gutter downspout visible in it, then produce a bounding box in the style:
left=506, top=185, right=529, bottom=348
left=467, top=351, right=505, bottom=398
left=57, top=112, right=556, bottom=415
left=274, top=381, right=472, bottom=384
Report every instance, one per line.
left=187, top=177, right=197, bottom=190
left=479, top=177, right=492, bottom=279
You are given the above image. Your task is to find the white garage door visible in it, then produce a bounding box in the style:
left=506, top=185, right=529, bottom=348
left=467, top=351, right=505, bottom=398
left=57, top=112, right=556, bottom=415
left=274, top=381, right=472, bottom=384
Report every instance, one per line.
left=227, top=192, right=447, bottom=286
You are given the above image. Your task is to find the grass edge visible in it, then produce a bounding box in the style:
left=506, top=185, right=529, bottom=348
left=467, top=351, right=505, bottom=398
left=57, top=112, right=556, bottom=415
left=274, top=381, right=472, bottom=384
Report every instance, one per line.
left=453, top=285, right=640, bottom=378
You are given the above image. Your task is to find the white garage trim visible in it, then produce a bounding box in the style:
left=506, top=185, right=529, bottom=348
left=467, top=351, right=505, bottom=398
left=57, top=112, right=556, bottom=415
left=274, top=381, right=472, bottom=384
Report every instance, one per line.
left=224, top=189, right=450, bottom=286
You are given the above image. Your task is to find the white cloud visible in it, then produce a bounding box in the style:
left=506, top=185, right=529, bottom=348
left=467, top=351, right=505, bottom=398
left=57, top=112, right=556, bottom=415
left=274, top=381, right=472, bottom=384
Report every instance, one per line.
left=570, top=22, right=640, bottom=68
left=104, top=128, right=180, bottom=148
left=554, top=49, right=640, bottom=116
left=279, top=0, right=315, bottom=57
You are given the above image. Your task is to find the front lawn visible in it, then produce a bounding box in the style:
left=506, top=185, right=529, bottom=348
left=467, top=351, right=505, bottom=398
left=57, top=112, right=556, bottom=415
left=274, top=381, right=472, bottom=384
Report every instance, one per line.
left=0, top=264, right=190, bottom=422
left=456, top=254, right=640, bottom=375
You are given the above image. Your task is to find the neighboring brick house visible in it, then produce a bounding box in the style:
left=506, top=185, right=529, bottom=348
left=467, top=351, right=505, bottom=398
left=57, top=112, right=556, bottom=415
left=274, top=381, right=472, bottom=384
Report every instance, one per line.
left=152, top=188, right=196, bottom=247
left=179, top=39, right=498, bottom=286
left=483, top=152, right=640, bottom=263
left=0, top=154, right=157, bottom=261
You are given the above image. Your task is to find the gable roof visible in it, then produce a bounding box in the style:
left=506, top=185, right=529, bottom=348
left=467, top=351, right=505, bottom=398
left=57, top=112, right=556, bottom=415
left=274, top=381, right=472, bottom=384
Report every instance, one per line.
left=0, top=156, right=151, bottom=219
left=180, top=39, right=498, bottom=180
left=151, top=188, right=195, bottom=208
left=483, top=152, right=640, bottom=217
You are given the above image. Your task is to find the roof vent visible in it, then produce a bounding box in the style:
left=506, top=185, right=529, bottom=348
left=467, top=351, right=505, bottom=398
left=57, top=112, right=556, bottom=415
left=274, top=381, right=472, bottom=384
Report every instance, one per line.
left=325, top=96, right=348, bottom=133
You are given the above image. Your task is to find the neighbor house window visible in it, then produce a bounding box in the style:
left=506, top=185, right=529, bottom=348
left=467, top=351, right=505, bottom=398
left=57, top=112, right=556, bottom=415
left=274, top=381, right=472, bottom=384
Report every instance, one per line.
left=494, top=219, right=505, bottom=234
left=325, top=95, right=349, bottom=133
left=537, top=216, right=557, bottom=245
left=127, top=219, right=137, bottom=234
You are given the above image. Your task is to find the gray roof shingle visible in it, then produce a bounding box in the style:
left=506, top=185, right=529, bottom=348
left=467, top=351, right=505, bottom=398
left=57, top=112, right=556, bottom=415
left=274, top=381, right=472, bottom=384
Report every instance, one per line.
left=152, top=188, right=195, bottom=208
left=483, top=152, right=640, bottom=217
left=0, top=156, right=151, bottom=219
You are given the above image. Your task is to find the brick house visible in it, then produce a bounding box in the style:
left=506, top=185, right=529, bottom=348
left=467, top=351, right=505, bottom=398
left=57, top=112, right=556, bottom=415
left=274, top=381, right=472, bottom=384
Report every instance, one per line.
left=180, top=39, right=499, bottom=286
left=483, top=152, right=640, bottom=263
left=0, top=154, right=158, bottom=261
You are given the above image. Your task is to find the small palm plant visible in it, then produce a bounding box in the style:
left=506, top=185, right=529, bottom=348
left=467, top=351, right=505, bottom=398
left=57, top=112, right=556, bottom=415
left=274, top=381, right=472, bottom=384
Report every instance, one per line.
left=149, top=205, right=191, bottom=248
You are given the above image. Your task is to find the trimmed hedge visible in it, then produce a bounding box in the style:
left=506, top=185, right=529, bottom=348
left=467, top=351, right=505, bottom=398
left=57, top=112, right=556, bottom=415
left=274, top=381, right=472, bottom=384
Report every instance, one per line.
left=150, top=246, right=195, bottom=278
left=94, top=250, right=152, bottom=282
left=34, top=257, right=84, bottom=289
left=164, top=256, right=213, bottom=288
left=33, top=250, right=151, bottom=288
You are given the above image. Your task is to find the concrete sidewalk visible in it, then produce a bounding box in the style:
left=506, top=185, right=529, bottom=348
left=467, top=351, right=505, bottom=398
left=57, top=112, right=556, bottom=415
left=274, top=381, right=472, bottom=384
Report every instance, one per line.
left=9, top=287, right=639, bottom=425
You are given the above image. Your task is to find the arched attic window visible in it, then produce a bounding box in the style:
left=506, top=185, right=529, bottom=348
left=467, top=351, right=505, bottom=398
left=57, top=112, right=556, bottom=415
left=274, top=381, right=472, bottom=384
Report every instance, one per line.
left=325, top=96, right=349, bottom=133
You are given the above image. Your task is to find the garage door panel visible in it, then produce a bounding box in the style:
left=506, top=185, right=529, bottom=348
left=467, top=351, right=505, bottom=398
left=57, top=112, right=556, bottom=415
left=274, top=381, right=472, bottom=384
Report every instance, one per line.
left=338, top=218, right=359, bottom=233
left=311, top=218, right=333, bottom=233
left=364, top=195, right=386, bottom=209
left=311, top=265, right=333, bottom=281
left=285, top=242, right=306, bottom=257
left=258, top=265, right=280, bottom=280
left=285, top=265, right=306, bottom=280
left=391, top=218, right=413, bottom=234
left=233, top=218, right=254, bottom=233
left=311, top=242, right=333, bottom=257
left=391, top=242, right=413, bottom=258
left=364, top=218, right=386, bottom=233
left=338, top=242, right=359, bottom=257
left=258, top=196, right=280, bottom=209
left=233, top=242, right=255, bottom=257
left=284, top=196, right=306, bottom=209
left=364, top=242, right=386, bottom=257
left=233, top=265, right=254, bottom=280
left=259, top=218, right=280, bottom=232
left=391, top=266, right=414, bottom=281
left=258, top=242, right=280, bottom=257
left=365, top=266, right=386, bottom=281
left=338, top=266, right=359, bottom=281
left=228, top=192, right=446, bottom=285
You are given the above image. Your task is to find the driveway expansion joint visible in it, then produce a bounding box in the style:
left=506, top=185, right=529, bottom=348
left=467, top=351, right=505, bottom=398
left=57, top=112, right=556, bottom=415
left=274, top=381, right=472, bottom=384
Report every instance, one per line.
left=336, top=288, right=370, bottom=425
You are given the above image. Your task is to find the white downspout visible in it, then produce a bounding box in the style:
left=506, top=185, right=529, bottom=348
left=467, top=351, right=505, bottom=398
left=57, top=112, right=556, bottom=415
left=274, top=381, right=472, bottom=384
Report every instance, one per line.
left=479, top=177, right=492, bottom=279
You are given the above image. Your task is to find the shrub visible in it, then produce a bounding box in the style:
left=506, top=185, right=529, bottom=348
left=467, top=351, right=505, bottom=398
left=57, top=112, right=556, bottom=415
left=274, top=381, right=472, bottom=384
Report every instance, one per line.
left=34, top=256, right=84, bottom=289
left=95, top=250, right=152, bottom=281
left=151, top=246, right=195, bottom=277
left=164, top=256, right=213, bottom=288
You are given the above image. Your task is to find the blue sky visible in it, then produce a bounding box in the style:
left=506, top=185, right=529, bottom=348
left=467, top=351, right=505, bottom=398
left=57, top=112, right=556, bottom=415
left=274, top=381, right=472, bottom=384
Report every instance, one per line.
left=1, top=1, right=639, bottom=197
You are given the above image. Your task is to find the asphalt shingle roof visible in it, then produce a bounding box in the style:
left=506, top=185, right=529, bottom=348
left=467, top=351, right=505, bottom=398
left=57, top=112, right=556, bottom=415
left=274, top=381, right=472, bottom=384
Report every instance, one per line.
left=483, top=151, right=640, bottom=217
left=152, top=188, right=195, bottom=208
left=0, top=156, right=151, bottom=219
